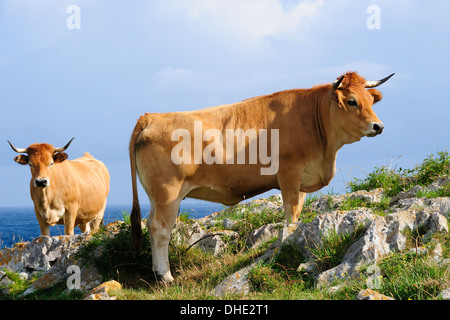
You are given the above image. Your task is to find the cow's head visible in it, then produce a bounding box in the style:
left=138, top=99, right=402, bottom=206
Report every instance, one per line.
left=8, top=138, right=74, bottom=188
left=331, top=72, right=394, bottom=143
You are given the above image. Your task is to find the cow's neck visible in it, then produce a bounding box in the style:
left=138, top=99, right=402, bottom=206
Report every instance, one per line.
left=31, top=186, right=51, bottom=209
left=313, top=89, right=344, bottom=156
left=311, top=89, right=345, bottom=185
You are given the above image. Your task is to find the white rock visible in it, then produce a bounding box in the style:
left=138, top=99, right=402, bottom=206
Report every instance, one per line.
left=439, top=287, right=450, bottom=300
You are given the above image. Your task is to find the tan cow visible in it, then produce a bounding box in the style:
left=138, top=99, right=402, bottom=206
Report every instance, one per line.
left=129, top=71, right=394, bottom=282
left=8, top=138, right=110, bottom=236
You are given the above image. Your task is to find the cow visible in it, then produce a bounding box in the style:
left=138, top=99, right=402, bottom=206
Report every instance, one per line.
left=8, top=138, right=110, bottom=236
left=129, top=71, right=394, bottom=283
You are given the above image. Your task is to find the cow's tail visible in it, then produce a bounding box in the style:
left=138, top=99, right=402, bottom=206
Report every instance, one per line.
left=129, top=117, right=147, bottom=258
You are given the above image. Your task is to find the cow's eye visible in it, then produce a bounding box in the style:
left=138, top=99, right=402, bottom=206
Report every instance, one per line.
left=347, top=99, right=358, bottom=107
left=49, top=162, right=54, bottom=167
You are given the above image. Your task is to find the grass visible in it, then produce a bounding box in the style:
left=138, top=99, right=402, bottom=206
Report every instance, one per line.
left=348, top=150, right=449, bottom=197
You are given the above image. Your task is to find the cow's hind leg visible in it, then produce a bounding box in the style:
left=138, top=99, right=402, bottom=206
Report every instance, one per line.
left=147, top=199, right=180, bottom=283
left=89, top=200, right=107, bottom=233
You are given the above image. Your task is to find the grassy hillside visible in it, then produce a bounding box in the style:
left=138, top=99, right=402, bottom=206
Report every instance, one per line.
left=2, top=150, right=449, bottom=300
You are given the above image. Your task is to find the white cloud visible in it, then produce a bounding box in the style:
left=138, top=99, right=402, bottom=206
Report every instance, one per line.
left=165, top=0, right=323, bottom=43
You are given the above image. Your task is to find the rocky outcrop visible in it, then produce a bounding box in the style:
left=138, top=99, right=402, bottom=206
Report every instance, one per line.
left=0, top=222, right=123, bottom=298
left=282, top=207, right=447, bottom=287
left=207, top=184, right=449, bottom=298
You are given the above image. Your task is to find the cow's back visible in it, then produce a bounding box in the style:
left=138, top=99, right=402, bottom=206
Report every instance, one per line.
left=59, top=153, right=110, bottom=216
left=71, top=152, right=110, bottom=196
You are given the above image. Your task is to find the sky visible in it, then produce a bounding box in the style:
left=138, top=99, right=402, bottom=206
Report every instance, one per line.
left=0, top=0, right=449, bottom=208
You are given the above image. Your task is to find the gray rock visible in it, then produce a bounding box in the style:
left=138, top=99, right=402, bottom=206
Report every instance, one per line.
left=197, top=234, right=227, bottom=256
left=212, top=264, right=252, bottom=297
left=246, top=223, right=282, bottom=250
left=315, top=209, right=448, bottom=286
left=222, top=218, right=237, bottom=229
left=390, top=185, right=424, bottom=204
left=439, top=287, right=450, bottom=300
left=172, top=221, right=206, bottom=247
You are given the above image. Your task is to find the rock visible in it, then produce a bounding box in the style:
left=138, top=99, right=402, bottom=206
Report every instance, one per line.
left=83, top=280, right=122, bottom=300
left=424, top=197, right=450, bottom=218
left=347, top=188, right=385, bottom=203
left=274, top=205, right=448, bottom=287
left=308, top=188, right=385, bottom=213
left=212, top=265, right=252, bottom=297
left=20, top=251, right=102, bottom=297
left=0, top=271, right=13, bottom=287
left=246, top=223, right=282, bottom=250
left=0, top=229, right=107, bottom=297
left=316, top=209, right=447, bottom=286
left=427, top=176, right=450, bottom=191
left=197, top=234, right=227, bottom=256
left=222, top=218, right=237, bottom=229
left=356, top=288, right=395, bottom=300
left=172, top=221, right=240, bottom=256
left=172, top=221, right=206, bottom=247
left=391, top=197, right=450, bottom=218
left=0, top=233, right=90, bottom=275
left=439, top=287, right=450, bottom=300
left=390, top=185, right=424, bottom=204
left=211, top=242, right=278, bottom=298
left=17, top=272, right=29, bottom=281
left=297, top=261, right=317, bottom=274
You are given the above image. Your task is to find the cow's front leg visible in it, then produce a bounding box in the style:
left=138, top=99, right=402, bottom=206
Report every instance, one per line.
left=64, top=204, right=78, bottom=235
left=278, top=174, right=305, bottom=224
left=34, top=205, right=50, bottom=236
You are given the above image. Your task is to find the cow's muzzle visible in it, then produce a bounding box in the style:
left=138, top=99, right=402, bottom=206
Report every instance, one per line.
left=366, top=122, right=384, bottom=137
left=34, top=177, right=50, bottom=188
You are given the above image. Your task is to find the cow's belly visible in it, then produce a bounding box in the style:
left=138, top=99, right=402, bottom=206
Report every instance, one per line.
left=187, top=183, right=276, bottom=206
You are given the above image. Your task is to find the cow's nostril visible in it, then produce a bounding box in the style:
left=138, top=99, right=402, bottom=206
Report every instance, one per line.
left=34, top=178, right=48, bottom=188
left=373, top=123, right=384, bottom=134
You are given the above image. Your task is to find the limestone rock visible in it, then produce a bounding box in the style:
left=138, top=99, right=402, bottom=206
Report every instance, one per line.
left=246, top=223, right=282, bottom=250
left=439, top=287, right=450, bottom=300
left=0, top=230, right=105, bottom=297
left=172, top=221, right=206, bottom=247
left=211, top=265, right=252, bottom=297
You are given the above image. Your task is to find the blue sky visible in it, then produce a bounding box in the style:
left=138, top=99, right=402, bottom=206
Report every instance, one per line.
left=0, top=0, right=449, bottom=207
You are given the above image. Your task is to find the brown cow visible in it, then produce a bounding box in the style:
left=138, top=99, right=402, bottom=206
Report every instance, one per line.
left=129, top=71, right=394, bottom=282
left=8, top=138, right=110, bottom=236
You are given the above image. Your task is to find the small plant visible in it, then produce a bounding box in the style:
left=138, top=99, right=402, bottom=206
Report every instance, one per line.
left=248, top=263, right=279, bottom=293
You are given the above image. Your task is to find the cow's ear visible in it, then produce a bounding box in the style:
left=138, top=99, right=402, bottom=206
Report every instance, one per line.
left=332, top=89, right=346, bottom=109
left=368, top=89, right=383, bottom=104
left=14, top=155, right=29, bottom=165
left=53, top=152, right=68, bottom=163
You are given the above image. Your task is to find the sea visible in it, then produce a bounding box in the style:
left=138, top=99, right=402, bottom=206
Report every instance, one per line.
left=0, top=199, right=224, bottom=249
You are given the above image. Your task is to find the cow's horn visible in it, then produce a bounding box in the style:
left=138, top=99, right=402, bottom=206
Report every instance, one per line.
left=332, top=75, right=345, bottom=89
left=365, top=73, right=395, bottom=88
left=54, top=137, right=75, bottom=152
left=7, top=140, right=27, bottom=153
